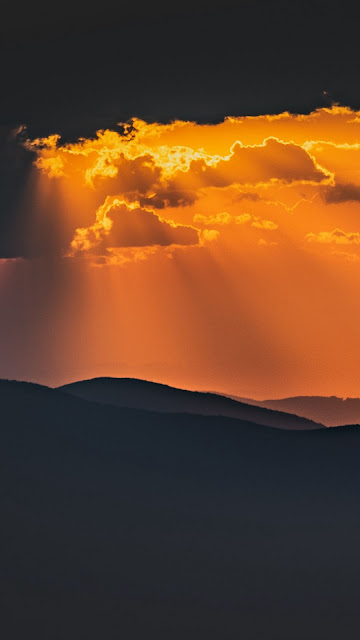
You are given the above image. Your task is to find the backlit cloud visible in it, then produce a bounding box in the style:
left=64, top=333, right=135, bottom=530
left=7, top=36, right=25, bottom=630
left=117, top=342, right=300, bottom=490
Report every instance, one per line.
left=2, top=106, right=360, bottom=261
left=306, top=229, right=360, bottom=245
left=70, top=198, right=200, bottom=258
left=175, top=138, right=330, bottom=191
left=193, top=212, right=278, bottom=230
left=251, top=218, right=278, bottom=230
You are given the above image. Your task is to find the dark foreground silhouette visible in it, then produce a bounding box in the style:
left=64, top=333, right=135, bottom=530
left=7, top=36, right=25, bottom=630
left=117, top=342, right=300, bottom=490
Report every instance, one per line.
left=2, top=379, right=360, bottom=640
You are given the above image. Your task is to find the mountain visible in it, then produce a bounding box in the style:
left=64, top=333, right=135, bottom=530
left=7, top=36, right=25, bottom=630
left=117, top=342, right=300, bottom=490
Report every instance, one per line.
left=2, top=378, right=360, bottom=639
left=58, top=377, right=324, bottom=430
left=234, top=394, right=360, bottom=427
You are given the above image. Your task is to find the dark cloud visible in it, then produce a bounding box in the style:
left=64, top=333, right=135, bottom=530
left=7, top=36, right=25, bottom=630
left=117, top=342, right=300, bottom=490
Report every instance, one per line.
left=324, top=183, right=360, bottom=204
left=92, top=154, right=162, bottom=200
left=92, top=155, right=197, bottom=210
left=137, top=188, right=197, bottom=210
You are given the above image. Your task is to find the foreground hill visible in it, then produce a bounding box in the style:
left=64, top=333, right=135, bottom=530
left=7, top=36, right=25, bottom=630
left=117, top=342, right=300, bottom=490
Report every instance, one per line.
left=2, top=379, right=360, bottom=639
left=58, top=377, right=323, bottom=430
left=236, top=394, right=360, bottom=427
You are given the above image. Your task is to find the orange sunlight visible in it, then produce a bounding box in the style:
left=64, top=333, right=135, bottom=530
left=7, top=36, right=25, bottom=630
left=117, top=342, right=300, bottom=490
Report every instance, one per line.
left=2, top=106, right=360, bottom=398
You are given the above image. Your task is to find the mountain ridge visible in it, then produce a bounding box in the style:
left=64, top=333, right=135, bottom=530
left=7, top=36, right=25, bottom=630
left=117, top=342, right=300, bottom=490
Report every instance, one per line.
left=57, top=376, right=325, bottom=431
left=228, top=393, right=360, bottom=427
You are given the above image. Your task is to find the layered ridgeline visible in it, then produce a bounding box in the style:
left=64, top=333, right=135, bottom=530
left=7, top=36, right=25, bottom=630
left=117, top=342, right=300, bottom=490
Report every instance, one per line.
left=2, top=378, right=360, bottom=640
left=234, top=394, right=360, bottom=427
left=58, top=377, right=323, bottom=431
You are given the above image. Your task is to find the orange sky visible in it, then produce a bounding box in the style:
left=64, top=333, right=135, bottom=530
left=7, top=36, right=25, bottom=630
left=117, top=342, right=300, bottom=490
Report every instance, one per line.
left=2, top=106, right=360, bottom=398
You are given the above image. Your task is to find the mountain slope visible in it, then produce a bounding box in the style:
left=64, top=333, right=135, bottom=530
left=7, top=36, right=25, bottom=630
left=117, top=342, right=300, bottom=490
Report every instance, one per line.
left=58, top=377, right=324, bottom=430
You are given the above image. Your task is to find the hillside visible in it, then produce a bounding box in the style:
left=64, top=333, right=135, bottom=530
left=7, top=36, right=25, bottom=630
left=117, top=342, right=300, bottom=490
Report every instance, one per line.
left=58, top=377, right=323, bottom=430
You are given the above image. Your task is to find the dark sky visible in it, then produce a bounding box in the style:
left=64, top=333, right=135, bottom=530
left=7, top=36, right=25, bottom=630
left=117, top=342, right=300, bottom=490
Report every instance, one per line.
left=1, top=0, right=359, bottom=139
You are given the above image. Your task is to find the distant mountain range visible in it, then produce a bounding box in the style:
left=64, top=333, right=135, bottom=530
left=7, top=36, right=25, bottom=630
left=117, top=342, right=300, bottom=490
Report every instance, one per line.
left=2, top=377, right=360, bottom=639
left=230, top=394, right=360, bottom=427
left=58, top=377, right=323, bottom=431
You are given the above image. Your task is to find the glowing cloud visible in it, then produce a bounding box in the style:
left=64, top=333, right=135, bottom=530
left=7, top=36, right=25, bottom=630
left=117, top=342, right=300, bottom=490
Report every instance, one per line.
left=7, top=105, right=359, bottom=262
left=306, top=229, right=360, bottom=245
left=193, top=212, right=277, bottom=230
left=70, top=198, right=200, bottom=257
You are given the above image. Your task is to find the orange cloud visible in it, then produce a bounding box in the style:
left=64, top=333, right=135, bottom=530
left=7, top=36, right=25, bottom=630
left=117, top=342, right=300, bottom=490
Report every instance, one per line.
left=176, top=138, right=330, bottom=190
left=70, top=198, right=200, bottom=257
left=306, top=229, right=360, bottom=245
left=258, top=238, right=278, bottom=247
left=193, top=212, right=234, bottom=225
left=193, top=211, right=277, bottom=230
left=15, top=106, right=360, bottom=262
left=5, top=107, right=360, bottom=401
left=251, top=218, right=278, bottom=230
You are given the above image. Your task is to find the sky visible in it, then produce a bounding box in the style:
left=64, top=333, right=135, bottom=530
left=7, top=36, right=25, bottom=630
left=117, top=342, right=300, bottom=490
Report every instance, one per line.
left=1, top=1, right=360, bottom=397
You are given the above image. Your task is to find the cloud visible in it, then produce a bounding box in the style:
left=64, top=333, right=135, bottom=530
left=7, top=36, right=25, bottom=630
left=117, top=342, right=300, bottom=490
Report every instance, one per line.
left=84, top=153, right=197, bottom=209
left=176, top=138, right=330, bottom=191
left=29, top=130, right=330, bottom=218
left=258, top=238, right=278, bottom=247
left=70, top=198, right=200, bottom=257
left=199, top=229, right=220, bottom=244
left=233, top=191, right=262, bottom=202
left=235, top=214, right=253, bottom=224
left=2, top=108, right=358, bottom=260
left=29, top=132, right=199, bottom=210
left=136, top=187, right=197, bottom=209
left=324, top=183, right=360, bottom=204
left=193, top=211, right=277, bottom=230
left=193, top=212, right=233, bottom=225
left=251, top=219, right=278, bottom=230
left=306, top=228, right=360, bottom=245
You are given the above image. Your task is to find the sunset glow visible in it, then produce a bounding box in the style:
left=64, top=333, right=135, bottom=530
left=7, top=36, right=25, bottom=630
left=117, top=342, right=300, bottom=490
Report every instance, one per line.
left=2, top=106, right=360, bottom=397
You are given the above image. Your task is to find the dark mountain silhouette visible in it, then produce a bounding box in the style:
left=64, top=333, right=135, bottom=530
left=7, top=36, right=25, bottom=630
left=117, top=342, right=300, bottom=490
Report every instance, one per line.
left=58, top=377, right=324, bottom=430
left=234, top=394, right=360, bottom=427
left=2, top=378, right=360, bottom=639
